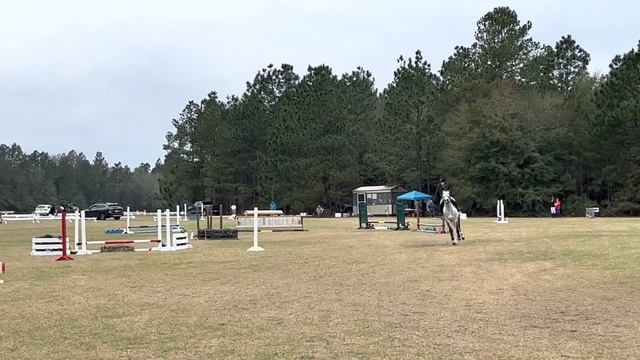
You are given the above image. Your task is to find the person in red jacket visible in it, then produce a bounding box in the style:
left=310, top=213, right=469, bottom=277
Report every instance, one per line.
left=554, top=197, right=562, bottom=217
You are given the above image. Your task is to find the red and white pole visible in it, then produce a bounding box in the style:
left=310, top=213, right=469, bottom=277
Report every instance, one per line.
left=56, top=210, right=74, bottom=261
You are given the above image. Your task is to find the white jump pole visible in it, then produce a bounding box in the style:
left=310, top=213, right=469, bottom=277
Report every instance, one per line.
left=165, top=209, right=172, bottom=250
left=81, top=210, right=87, bottom=253
left=76, top=210, right=92, bottom=255
left=176, top=205, right=180, bottom=226
left=157, top=209, right=162, bottom=248
left=183, top=203, right=188, bottom=221
left=74, top=210, right=79, bottom=253
left=496, top=199, right=508, bottom=224
left=166, top=209, right=170, bottom=248
left=247, top=207, right=265, bottom=252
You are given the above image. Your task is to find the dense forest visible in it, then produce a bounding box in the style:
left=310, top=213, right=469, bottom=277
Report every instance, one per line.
left=2, top=7, right=639, bottom=216
left=0, top=146, right=163, bottom=212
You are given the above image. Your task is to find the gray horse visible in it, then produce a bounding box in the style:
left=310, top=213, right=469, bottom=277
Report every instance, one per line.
left=441, top=190, right=464, bottom=245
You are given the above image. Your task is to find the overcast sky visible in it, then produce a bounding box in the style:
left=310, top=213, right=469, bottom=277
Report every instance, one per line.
left=1, top=0, right=638, bottom=167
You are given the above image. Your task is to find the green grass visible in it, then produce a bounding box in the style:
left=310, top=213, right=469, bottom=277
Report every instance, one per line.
left=1, top=216, right=640, bottom=359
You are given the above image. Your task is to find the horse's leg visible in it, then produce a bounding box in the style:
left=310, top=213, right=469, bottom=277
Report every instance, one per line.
left=457, top=214, right=465, bottom=240
left=447, top=221, right=456, bottom=244
left=449, top=220, right=458, bottom=245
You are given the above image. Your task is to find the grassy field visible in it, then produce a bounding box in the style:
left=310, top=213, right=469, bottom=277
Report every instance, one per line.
left=1, top=215, right=639, bottom=359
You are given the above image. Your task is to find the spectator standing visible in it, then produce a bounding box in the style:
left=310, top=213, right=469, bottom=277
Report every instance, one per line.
left=554, top=198, right=562, bottom=217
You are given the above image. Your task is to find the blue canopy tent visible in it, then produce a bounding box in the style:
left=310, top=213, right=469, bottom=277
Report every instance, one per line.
left=397, top=190, right=433, bottom=228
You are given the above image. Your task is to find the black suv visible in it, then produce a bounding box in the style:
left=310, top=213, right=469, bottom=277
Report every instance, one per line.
left=83, top=203, right=124, bottom=220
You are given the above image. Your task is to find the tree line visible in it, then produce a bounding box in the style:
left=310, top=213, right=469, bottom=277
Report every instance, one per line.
left=162, top=7, right=640, bottom=216
left=0, top=144, right=163, bottom=212
left=3, top=7, right=638, bottom=216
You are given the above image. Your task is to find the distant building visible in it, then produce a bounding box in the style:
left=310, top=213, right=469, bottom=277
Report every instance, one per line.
left=352, top=185, right=406, bottom=216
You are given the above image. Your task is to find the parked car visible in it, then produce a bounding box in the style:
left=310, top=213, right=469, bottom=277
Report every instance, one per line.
left=34, top=204, right=56, bottom=216
left=83, top=203, right=124, bottom=220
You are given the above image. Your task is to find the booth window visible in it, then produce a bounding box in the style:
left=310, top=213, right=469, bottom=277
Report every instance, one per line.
left=367, top=193, right=390, bottom=205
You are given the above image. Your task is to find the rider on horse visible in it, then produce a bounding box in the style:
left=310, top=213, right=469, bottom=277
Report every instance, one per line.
left=433, top=177, right=463, bottom=238
left=433, top=177, right=458, bottom=214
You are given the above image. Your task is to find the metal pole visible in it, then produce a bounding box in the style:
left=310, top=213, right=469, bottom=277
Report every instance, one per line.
left=219, top=204, right=223, bottom=230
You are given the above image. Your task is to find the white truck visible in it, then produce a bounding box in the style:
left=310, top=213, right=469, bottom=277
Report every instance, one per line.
left=34, top=204, right=56, bottom=216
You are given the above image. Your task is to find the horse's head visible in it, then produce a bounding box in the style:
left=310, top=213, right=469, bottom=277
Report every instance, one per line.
left=441, top=190, right=451, bottom=203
